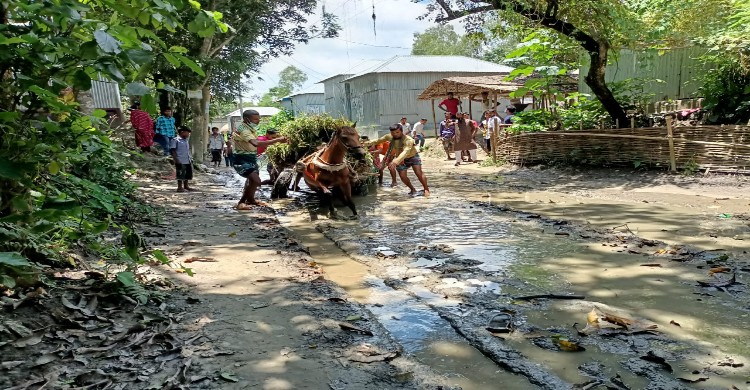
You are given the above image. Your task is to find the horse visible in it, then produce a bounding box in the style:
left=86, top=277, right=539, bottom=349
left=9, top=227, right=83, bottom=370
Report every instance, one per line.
left=295, top=125, right=366, bottom=217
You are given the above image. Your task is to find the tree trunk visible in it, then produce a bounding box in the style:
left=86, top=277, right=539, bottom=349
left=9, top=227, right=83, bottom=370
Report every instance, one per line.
left=584, top=43, right=628, bottom=128
left=189, top=93, right=208, bottom=164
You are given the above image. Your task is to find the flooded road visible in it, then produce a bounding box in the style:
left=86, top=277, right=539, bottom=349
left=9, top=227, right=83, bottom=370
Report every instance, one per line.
left=260, top=168, right=749, bottom=389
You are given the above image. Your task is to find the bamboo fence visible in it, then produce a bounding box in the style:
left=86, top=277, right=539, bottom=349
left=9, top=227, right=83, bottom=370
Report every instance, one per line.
left=497, top=120, right=750, bottom=172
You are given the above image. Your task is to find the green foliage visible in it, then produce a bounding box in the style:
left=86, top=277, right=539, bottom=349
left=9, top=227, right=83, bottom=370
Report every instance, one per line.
left=411, top=25, right=481, bottom=57
left=257, top=110, right=295, bottom=136
left=0, top=0, right=214, bottom=291
left=699, top=58, right=750, bottom=124
left=265, top=114, right=353, bottom=166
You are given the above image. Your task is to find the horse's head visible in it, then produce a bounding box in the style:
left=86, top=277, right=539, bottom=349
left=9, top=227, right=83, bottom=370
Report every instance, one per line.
left=335, top=126, right=366, bottom=160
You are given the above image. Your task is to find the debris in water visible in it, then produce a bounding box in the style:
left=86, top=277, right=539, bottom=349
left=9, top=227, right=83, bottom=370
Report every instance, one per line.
left=514, top=293, right=585, bottom=301
left=639, top=351, right=673, bottom=373
left=697, top=273, right=737, bottom=289
left=184, top=257, right=217, bottom=263
left=486, top=313, right=513, bottom=333
left=338, top=322, right=373, bottom=336
left=669, top=320, right=681, bottom=327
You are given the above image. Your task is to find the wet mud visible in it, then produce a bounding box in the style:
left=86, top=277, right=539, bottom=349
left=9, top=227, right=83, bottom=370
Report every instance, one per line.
left=275, top=170, right=750, bottom=390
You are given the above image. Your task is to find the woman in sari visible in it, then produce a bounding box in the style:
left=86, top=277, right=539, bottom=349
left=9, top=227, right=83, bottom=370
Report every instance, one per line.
left=129, top=102, right=154, bottom=152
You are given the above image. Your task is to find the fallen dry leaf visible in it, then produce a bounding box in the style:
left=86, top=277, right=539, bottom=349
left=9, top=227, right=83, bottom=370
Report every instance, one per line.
left=708, top=267, right=731, bottom=276
left=184, top=257, right=217, bottom=263
left=338, top=322, right=373, bottom=336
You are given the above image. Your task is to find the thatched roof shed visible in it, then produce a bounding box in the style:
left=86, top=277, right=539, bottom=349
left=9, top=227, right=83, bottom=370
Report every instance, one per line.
left=417, top=75, right=523, bottom=100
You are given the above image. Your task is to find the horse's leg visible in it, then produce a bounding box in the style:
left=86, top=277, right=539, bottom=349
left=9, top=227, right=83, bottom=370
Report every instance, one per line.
left=340, top=181, right=357, bottom=216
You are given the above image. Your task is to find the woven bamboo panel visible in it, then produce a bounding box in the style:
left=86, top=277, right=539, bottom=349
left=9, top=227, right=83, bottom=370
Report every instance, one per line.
left=498, top=125, right=750, bottom=169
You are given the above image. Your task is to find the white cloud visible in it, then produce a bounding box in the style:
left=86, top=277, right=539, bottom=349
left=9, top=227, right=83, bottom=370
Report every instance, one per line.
left=243, top=0, right=461, bottom=99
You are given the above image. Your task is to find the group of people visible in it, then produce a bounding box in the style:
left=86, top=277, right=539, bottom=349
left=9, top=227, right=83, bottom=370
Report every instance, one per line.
left=437, top=92, right=516, bottom=164
left=128, top=102, right=178, bottom=156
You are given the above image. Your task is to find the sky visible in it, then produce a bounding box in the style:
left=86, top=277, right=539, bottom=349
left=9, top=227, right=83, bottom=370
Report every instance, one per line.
left=245, top=0, right=460, bottom=100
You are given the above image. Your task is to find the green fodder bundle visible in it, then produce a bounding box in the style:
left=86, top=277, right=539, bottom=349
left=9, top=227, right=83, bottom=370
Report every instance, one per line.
left=265, top=114, right=377, bottom=184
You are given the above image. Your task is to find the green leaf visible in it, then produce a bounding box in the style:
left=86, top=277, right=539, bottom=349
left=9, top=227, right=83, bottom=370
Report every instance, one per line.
left=126, top=82, right=152, bottom=96
left=152, top=250, right=170, bottom=264
left=0, top=111, right=20, bottom=122
left=0, top=160, right=26, bottom=180
left=0, top=275, right=16, bottom=288
left=140, top=93, right=158, bottom=115
left=162, top=53, right=181, bottom=68
left=0, top=252, right=31, bottom=268
left=125, top=49, right=154, bottom=66
left=72, top=69, right=92, bottom=90
left=93, top=109, right=108, bottom=118
left=116, top=271, right=136, bottom=287
left=168, top=45, right=189, bottom=54
left=346, top=315, right=362, bottom=321
left=48, top=161, right=61, bottom=175
left=93, top=30, right=122, bottom=54
left=0, top=36, right=27, bottom=46
left=175, top=54, right=205, bottom=76
left=180, top=266, right=194, bottom=276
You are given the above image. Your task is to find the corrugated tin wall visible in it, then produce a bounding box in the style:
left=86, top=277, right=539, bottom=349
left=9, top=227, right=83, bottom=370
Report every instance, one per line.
left=289, top=93, right=325, bottom=115
left=579, top=48, right=708, bottom=102
left=324, top=76, right=349, bottom=118
left=91, top=79, right=121, bottom=109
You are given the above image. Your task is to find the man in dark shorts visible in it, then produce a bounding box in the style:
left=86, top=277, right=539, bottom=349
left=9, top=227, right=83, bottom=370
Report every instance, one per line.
left=365, top=124, right=430, bottom=197
left=232, top=110, right=287, bottom=210
left=170, top=126, right=194, bottom=192
left=208, top=127, right=224, bottom=168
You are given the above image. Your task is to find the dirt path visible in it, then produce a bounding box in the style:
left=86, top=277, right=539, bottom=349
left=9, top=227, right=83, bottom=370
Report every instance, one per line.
left=134, top=166, right=455, bottom=389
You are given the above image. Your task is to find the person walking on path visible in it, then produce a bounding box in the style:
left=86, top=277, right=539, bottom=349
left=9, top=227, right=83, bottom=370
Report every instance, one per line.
left=154, top=107, right=176, bottom=156
left=128, top=102, right=154, bottom=153
left=170, top=126, right=194, bottom=192
left=438, top=92, right=462, bottom=116
left=365, top=124, right=430, bottom=197
left=208, top=127, right=224, bottom=168
left=454, top=115, right=478, bottom=165
left=439, top=112, right=456, bottom=160
left=411, top=118, right=427, bottom=150
left=223, top=135, right=234, bottom=167
left=233, top=110, right=287, bottom=210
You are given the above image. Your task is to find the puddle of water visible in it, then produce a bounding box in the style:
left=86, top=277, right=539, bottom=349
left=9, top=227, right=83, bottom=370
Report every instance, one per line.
left=278, top=208, right=533, bottom=390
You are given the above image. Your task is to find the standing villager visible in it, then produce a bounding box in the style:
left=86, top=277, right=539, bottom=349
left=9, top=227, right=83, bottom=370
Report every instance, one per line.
left=470, top=91, right=499, bottom=113
left=365, top=124, right=430, bottom=197
left=453, top=116, right=478, bottom=165
left=483, top=110, right=502, bottom=152
left=399, top=117, right=411, bottom=136
left=128, top=102, right=154, bottom=153
left=208, top=127, right=224, bottom=168
left=170, top=126, right=194, bottom=192
left=233, top=110, right=287, bottom=210
left=504, top=106, right=517, bottom=124
left=223, top=135, right=234, bottom=167
left=439, top=112, right=456, bottom=160
left=411, top=118, right=427, bottom=150
left=438, top=92, right=462, bottom=116
left=154, top=107, right=176, bottom=156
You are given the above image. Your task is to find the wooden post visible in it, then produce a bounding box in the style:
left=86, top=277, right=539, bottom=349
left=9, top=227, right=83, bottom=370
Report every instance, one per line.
left=631, top=116, right=635, bottom=129
left=666, top=116, right=677, bottom=172
left=431, top=99, right=438, bottom=138
left=491, top=116, right=499, bottom=163
left=468, top=98, right=472, bottom=120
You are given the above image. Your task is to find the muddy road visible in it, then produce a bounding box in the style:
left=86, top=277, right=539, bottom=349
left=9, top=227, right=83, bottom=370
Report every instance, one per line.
left=270, top=157, right=750, bottom=390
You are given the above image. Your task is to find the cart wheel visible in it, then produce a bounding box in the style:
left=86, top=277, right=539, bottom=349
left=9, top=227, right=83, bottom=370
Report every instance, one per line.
left=272, top=170, right=294, bottom=199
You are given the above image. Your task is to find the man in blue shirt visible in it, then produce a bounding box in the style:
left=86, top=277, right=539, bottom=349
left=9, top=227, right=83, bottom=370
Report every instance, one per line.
left=154, top=107, right=176, bottom=156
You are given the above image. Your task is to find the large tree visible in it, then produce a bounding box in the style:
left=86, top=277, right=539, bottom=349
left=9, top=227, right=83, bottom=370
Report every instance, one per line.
left=151, top=1, right=337, bottom=161
left=427, top=0, right=633, bottom=127
left=411, top=25, right=481, bottom=57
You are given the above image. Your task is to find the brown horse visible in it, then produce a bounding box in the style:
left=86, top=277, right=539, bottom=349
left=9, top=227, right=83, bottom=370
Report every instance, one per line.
left=297, top=126, right=366, bottom=217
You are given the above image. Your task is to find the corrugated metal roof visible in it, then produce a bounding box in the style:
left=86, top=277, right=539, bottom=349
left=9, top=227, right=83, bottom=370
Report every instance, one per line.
left=344, top=56, right=514, bottom=81
left=282, top=83, right=325, bottom=99
left=317, top=59, right=386, bottom=83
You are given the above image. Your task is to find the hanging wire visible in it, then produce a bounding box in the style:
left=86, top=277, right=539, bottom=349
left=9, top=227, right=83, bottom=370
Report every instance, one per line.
left=371, top=0, right=376, bottom=37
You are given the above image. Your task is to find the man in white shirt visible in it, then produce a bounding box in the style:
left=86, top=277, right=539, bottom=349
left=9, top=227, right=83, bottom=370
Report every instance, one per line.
left=410, top=118, right=427, bottom=150
left=399, top=117, right=411, bottom=135
left=483, top=110, right=502, bottom=152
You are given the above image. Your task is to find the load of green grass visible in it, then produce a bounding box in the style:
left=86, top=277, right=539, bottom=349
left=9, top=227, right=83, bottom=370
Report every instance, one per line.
left=264, top=114, right=376, bottom=185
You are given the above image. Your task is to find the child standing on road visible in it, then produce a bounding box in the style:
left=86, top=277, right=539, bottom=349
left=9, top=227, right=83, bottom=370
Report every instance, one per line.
left=170, top=126, right=195, bottom=192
